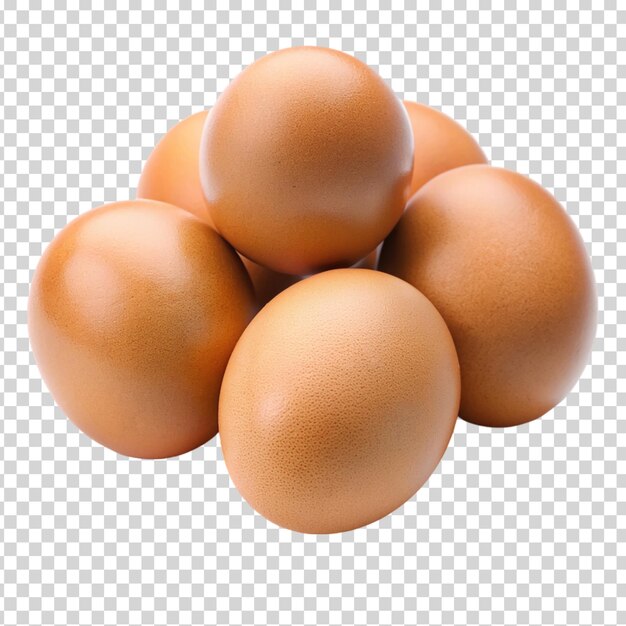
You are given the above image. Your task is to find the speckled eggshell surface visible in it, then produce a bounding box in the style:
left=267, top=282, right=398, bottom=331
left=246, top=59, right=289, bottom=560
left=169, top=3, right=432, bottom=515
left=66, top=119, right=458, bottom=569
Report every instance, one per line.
left=403, top=101, right=488, bottom=196
left=200, top=47, right=414, bottom=275
left=28, top=200, right=256, bottom=458
left=219, top=269, right=461, bottom=534
left=379, top=165, right=597, bottom=428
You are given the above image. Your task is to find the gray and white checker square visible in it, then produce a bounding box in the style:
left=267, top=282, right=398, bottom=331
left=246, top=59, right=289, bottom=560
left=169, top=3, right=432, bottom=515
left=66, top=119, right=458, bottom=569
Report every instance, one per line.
left=1, top=1, right=623, bottom=625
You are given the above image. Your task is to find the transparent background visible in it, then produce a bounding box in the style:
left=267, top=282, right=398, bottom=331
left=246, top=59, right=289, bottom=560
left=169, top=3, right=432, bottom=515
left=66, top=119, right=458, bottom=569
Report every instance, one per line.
left=1, top=2, right=624, bottom=625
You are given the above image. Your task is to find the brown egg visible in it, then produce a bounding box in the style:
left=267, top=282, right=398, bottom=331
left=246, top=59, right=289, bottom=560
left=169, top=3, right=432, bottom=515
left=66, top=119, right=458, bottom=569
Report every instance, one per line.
left=379, top=165, right=597, bottom=428
left=137, top=110, right=211, bottom=223
left=219, top=269, right=460, bottom=533
left=404, top=101, right=487, bottom=196
left=200, top=47, right=414, bottom=275
left=137, top=109, right=301, bottom=307
left=28, top=200, right=256, bottom=458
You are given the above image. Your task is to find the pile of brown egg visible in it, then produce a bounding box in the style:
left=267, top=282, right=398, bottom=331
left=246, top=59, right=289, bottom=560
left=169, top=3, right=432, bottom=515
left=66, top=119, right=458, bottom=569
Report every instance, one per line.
left=29, top=47, right=596, bottom=534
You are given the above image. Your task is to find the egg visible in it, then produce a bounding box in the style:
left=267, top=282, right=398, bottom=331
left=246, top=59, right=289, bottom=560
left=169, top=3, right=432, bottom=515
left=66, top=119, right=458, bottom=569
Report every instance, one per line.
left=219, top=269, right=460, bottom=533
left=28, top=200, right=256, bottom=458
left=137, top=110, right=212, bottom=222
left=379, top=165, right=597, bottom=427
left=200, top=47, right=414, bottom=275
left=403, top=101, right=487, bottom=196
left=137, top=110, right=299, bottom=307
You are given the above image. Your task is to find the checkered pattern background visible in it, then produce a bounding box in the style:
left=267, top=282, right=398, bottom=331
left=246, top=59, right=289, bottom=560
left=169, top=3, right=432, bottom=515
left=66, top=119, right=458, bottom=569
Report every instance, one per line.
left=1, top=2, right=624, bottom=625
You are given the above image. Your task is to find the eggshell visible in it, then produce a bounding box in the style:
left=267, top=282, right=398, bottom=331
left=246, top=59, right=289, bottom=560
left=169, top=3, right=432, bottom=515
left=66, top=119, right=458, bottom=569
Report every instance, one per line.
left=137, top=109, right=301, bottom=307
left=200, top=47, right=414, bottom=275
left=379, top=165, right=597, bottom=427
left=28, top=200, right=256, bottom=458
left=219, top=269, right=460, bottom=533
left=403, top=101, right=487, bottom=196
left=137, top=110, right=212, bottom=223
